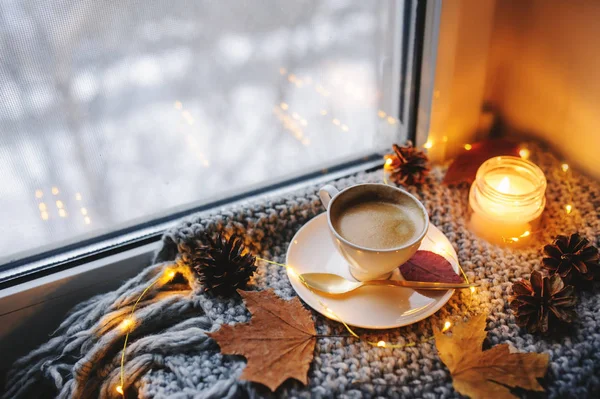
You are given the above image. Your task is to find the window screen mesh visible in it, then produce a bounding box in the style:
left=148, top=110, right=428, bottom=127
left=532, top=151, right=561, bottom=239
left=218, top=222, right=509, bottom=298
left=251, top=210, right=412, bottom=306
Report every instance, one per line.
left=0, top=0, right=406, bottom=262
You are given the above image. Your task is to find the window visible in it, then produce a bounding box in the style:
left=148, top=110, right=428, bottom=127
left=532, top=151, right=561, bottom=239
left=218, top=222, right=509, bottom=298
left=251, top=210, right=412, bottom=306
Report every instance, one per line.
left=0, top=1, right=421, bottom=272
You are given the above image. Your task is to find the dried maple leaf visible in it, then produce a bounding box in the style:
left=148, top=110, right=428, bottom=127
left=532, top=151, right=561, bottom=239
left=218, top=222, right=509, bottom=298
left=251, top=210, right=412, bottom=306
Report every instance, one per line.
left=400, top=250, right=463, bottom=283
left=443, top=139, right=520, bottom=185
left=208, top=289, right=316, bottom=391
left=435, top=313, right=549, bottom=399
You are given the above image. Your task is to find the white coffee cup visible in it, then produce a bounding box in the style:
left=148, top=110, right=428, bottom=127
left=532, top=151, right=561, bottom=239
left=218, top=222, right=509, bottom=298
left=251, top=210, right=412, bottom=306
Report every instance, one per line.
left=319, top=183, right=429, bottom=281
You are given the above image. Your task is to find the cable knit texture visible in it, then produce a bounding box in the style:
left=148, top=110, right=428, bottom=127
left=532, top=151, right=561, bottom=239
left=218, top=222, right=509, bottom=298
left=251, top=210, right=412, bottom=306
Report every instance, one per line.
left=4, top=145, right=600, bottom=398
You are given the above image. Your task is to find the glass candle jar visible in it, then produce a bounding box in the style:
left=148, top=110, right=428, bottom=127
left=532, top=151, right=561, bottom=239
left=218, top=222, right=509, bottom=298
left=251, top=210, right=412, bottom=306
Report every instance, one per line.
left=468, top=156, right=547, bottom=245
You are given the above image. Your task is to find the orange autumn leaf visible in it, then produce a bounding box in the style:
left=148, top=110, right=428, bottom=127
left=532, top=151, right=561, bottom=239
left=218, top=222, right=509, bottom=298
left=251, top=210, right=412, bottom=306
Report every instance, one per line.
left=208, top=290, right=316, bottom=391
left=434, top=313, right=549, bottom=399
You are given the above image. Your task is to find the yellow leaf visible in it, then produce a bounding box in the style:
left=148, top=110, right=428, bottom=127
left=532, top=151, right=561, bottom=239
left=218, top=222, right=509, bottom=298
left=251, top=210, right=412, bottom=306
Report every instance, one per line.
left=434, top=313, right=549, bottom=399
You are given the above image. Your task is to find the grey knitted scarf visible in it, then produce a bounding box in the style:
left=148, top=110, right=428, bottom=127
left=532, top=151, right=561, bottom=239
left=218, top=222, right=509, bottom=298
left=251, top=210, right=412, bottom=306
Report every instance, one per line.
left=4, top=145, right=600, bottom=398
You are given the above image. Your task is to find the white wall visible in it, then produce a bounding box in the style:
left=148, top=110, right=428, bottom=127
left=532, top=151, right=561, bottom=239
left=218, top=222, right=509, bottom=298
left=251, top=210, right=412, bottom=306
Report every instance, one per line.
left=485, top=0, right=600, bottom=179
left=425, top=0, right=497, bottom=161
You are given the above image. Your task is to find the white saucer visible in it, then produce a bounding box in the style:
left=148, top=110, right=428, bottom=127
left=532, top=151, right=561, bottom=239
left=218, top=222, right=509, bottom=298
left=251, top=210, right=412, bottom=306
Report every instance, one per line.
left=286, top=213, right=459, bottom=329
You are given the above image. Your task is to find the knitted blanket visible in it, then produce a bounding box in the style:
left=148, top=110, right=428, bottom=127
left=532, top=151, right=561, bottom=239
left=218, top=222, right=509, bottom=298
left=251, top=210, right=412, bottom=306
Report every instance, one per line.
left=4, top=146, right=600, bottom=398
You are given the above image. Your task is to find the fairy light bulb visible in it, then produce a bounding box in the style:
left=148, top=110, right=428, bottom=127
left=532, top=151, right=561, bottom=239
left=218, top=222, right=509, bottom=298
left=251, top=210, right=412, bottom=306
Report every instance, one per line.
left=287, top=268, right=298, bottom=279
left=561, top=163, right=569, bottom=172
left=377, top=341, right=386, bottom=348
left=120, top=317, right=134, bottom=331
left=565, top=204, right=573, bottom=214
left=442, top=321, right=452, bottom=332
left=116, top=385, right=124, bottom=395
left=519, top=148, right=530, bottom=159
left=423, top=140, right=433, bottom=149
left=470, top=286, right=476, bottom=294
left=464, top=144, right=472, bottom=151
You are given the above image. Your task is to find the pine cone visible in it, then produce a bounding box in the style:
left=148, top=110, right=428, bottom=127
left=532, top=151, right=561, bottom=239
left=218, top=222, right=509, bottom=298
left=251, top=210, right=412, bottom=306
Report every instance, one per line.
left=386, top=141, right=430, bottom=186
left=509, top=270, right=577, bottom=335
left=189, top=233, right=257, bottom=296
left=542, top=233, right=600, bottom=287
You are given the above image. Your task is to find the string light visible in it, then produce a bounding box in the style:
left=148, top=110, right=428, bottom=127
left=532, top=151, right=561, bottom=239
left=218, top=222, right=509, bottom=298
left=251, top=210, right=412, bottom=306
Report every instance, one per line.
left=84, top=216, right=91, bottom=225
left=332, top=118, right=341, bottom=126
left=56, top=200, right=64, bottom=209
left=320, top=109, right=328, bottom=116
left=565, top=204, right=573, bottom=214
left=423, top=140, right=433, bottom=149
left=279, top=67, right=287, bottom=75
left=341, top=124, right=349, bottom=132
left=280, top=102, right=289, bottom=110
left=41, top=211, right=49, bottom=221
left=174, top=101, right=182, bottom=110
left=377, top=110, right=387, bottom=118
left=256, top=256, right=466, bottom=350
left=38, top=203, right=47, bottom=211
left=75, top=193, right=82, bottom=201
left=35, top=190, right=43, bottom=199
left=561, top=163, right=569, bottom=173
left=117, top=268, right=178, bottom=395
left=52, top=187, right=59, bottom=195
left=503, top=230, right=532, bottom=244
left=384, top=157, right=393, bottom=168
left=519, top=148, right=530, bottom=159
left=386, top=116, right=397, bottom=125
left=120, top=317, right=134, bottom=332
left=441, top=321, right=452, bottom=333
left=464, top=144, right=472, bottom=151
left=80, top=207, right=88, bottom=215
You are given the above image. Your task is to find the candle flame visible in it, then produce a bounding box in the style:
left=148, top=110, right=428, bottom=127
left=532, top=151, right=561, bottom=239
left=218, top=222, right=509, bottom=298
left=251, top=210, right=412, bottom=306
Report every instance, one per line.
left=496, top=177, right=511, bottom=193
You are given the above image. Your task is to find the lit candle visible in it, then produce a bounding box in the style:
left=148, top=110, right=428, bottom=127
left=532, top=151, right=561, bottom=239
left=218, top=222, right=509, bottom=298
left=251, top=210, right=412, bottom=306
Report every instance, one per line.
left=468, top=156, right=546, bottom=245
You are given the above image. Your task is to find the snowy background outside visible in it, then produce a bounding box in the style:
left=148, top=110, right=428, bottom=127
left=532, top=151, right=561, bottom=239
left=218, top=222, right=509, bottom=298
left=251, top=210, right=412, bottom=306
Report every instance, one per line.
left=0, top=0, right=404, bottom=261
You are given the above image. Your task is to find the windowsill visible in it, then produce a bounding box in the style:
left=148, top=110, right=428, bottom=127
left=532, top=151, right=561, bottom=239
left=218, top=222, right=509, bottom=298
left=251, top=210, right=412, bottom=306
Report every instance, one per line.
left=0, top=152, right=385, bottom=289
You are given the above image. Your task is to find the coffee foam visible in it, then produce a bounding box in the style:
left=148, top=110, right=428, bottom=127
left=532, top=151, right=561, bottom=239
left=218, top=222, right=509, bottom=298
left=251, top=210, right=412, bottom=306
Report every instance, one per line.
left=330, top=186, right=426, bottom=249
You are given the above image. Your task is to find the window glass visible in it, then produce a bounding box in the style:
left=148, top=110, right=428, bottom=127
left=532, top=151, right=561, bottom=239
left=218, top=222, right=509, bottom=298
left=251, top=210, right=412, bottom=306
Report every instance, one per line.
left=0, top=0, right=409, bottom=263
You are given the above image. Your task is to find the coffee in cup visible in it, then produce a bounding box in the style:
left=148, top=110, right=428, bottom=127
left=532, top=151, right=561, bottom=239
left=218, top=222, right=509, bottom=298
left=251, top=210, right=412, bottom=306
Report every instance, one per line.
left=319, top=183, right=429, bottom=281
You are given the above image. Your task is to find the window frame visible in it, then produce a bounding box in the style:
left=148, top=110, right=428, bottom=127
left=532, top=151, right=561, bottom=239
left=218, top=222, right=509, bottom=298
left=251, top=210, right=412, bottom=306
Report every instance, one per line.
left=0, top=0, right=436, bottom=289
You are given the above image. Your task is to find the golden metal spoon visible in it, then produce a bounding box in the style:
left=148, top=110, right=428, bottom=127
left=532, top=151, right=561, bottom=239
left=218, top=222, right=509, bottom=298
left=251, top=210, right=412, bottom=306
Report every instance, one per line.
left=298, top=272, right=479, bottom=295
